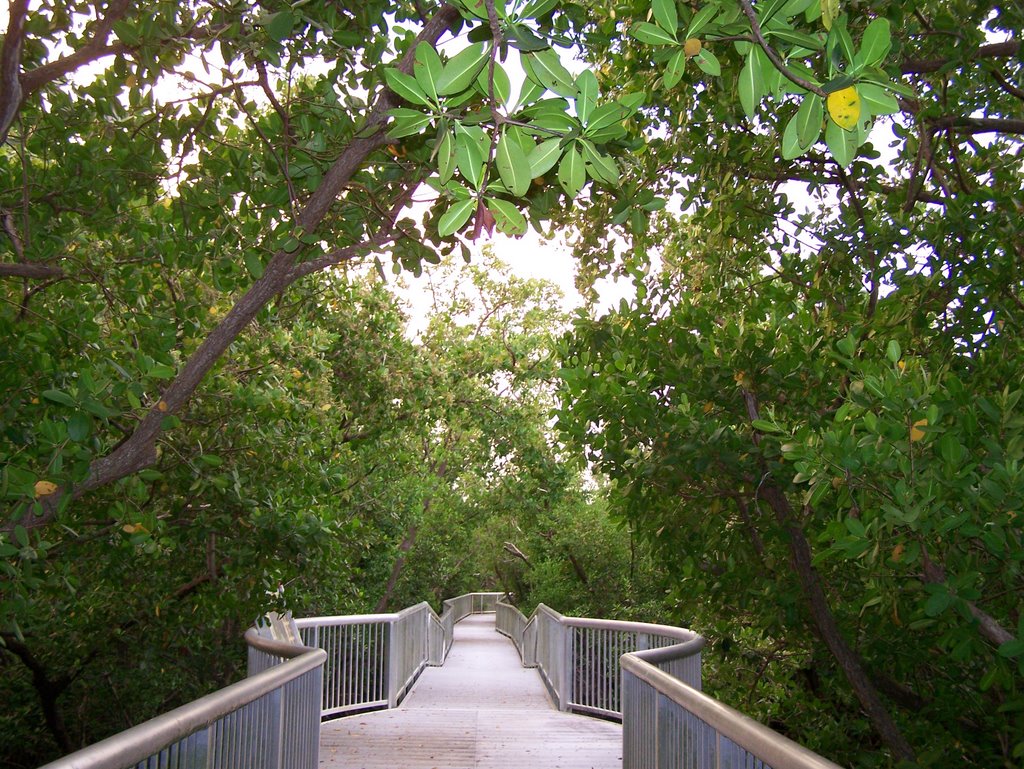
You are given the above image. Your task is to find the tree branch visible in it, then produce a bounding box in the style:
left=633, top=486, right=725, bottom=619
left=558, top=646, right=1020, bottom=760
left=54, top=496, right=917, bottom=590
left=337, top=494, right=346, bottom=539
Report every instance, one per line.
left=4, top=3, right=463, bottom=534
left=901, top=40, right=1021, bottom=75
left=0, top=262, right=63, bottom=279
left=928, top=115, right=1024, bottom=135
left=737, top=0, right=826, bottom=98
left=0, top=0, right=29, bottom=141
left=17, top=0, right=134, bottom=100
left=921, top=551, right=1015, bottom=647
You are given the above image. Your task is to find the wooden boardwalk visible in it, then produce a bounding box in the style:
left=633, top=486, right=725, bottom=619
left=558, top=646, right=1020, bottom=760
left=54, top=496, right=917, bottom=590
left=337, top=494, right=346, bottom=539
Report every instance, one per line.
left=319, top=613, right=622, bottom=769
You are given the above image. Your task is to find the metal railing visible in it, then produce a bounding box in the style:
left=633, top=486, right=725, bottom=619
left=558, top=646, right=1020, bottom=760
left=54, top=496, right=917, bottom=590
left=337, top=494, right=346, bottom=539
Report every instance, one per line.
left=39, top=631, right=326, bottom=769
left=496, top=598, right=701, bottom=716
left=621, top=653, right=844, bottom=769
left=497, top=597, right=842, bottom=769
left=35, top=593, right=500, bottom=769
left=38, top=590, right=842, bottom=769
left=293, top=592, right=501, bottom=716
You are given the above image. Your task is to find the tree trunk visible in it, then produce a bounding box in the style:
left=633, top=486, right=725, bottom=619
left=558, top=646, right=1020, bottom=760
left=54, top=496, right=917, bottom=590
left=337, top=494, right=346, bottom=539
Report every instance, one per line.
left=741, top=388, right=916, bottom=762
left=0, top=635, right=73, bottom=753
left=374, top=523, right=419, bottom=612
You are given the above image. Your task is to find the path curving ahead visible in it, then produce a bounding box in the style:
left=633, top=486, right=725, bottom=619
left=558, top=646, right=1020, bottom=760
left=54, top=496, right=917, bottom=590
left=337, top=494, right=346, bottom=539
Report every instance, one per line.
left=319, top=613, right=622, bottom=769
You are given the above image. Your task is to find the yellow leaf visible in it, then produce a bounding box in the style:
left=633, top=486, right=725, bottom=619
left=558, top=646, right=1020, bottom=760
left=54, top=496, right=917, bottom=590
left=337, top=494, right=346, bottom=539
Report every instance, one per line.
left=34, top=480, right=57, bottom=497
left=292, top=369, right=303, bottom=378
left=703, top=402, right=714, bottom=414
left=684, top=38, right=702, bottom=58
left=157, top=400, right=168, bottom=412
left=910, top=418, right=927, bottom=442
left=892, top=543, right=904, bottom=561
left=827, top=86, right=860, bottom=130
left=122, top=523, right=139, bottom=534
left=821, top=0, right=839, bottom=29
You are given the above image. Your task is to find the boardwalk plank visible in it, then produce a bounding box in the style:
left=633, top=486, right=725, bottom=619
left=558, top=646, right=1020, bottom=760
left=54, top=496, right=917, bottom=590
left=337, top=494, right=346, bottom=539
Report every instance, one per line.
left=319, top=614, right=621, bottom=769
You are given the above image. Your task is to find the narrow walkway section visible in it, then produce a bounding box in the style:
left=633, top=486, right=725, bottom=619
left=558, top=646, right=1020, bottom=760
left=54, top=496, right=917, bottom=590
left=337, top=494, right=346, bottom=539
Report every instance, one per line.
left=319, top=614, right=622, bottom=769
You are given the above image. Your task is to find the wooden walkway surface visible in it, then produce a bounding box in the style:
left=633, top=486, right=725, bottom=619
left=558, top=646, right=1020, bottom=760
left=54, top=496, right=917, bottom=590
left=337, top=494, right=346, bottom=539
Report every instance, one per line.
left=319, top=613, right=622, bottom=769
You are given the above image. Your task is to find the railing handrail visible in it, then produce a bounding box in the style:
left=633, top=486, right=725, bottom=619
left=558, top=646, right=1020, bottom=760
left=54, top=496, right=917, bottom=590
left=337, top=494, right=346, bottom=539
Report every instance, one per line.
left=295, top=612, right=400, bottom=627
left=497, top=597, right=706, bottom=674
left=621, top=653, right=845, bottom=769
left=39, top=641, right=326, bottom=769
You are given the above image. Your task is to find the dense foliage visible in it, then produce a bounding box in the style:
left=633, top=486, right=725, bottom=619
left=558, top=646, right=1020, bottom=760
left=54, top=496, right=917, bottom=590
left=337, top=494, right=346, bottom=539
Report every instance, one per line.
left=1, top=0, right=1021, bottom=767
left=554, top=0, right=1024, bottom=766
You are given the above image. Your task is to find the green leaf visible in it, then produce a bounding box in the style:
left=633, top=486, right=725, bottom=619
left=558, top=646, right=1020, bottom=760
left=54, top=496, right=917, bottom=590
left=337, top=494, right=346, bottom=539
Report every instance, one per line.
left=825, top=117, right=857, bottom=166
left=521, top=0, right=559, bottom=19
left=82, top=397, right=118, bottom=419
left=387, top=107, right=432, bottom=138
left=557, top=144, right=586, bottom=198
left=67, top=413, right=92, bottom=442
left=751, top=419, right=784, bottom=433
left=575, top=69, right=599, bottom=125
left=524, top=49, right=577, bottom=97
left=486, top=198, right=528, bottom=235
left=505, top=23, right=549, bottom=52
left=586, top=102, right=630, bottom=133
left=939, top=433, right=964, bottom=465
left=527, top=138, right=563, bottom=177
left=924, top=589, right=953, bottom=617
left=42, top=389, right=76, bottom=407
left=629, top=22, right=678, bottom=46
left=830, top=16, right=856, bottom=67
left=886, top=339, right=901, bottom=363
left=455, top=126, right=487, bottom=189
left=477, top=61, right=511, bottom=105
left=687, top=3, right=719, bottom=38
left=496, top=130, right=532, bottom=196
left=149, top=364, right=176, bottom=379
left=436, top=44, right=489, bottom=96
left=14, top=525, right=28, bottom=548
left=998, top=639, right=1024, bottom=659
left=244, top=251, right=264, bottom=279
left=738, top=47, right=763, bottom=119
left=781, top=112, right=804, bottom=159
left=795, top=92, right=823, bottom=147
left=652, top=0, right=678, bottom=35
left=264, top=11, right=296, bottom=43
left=664, top=50, right=686, bottom=89
left=436, top=130, right=456, bottom=183
left=579, top=140, right=620, bottom=186
left=858, top=82, right=899, bottom=115
left=769, top=28, right=824, bottom=50
left=437, top=198, right=476, bottom=237
left=857, top=17, right=891, bottom=67
left=695, top=48, right=721, bottom=76
left=414, top=44, right=443, bottom=103
left=199, top=454, right=223, bottom=467
left=385, top=68, right=430, bottom=106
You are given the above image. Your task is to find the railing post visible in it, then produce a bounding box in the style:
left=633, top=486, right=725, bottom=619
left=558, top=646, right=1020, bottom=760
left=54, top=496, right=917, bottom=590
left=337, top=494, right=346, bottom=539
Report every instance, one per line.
left=386, top=619, right=399, bottom=708
left=272, top=686, right=285, bottom=769
left=559, top=621, right=572, bottom=712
